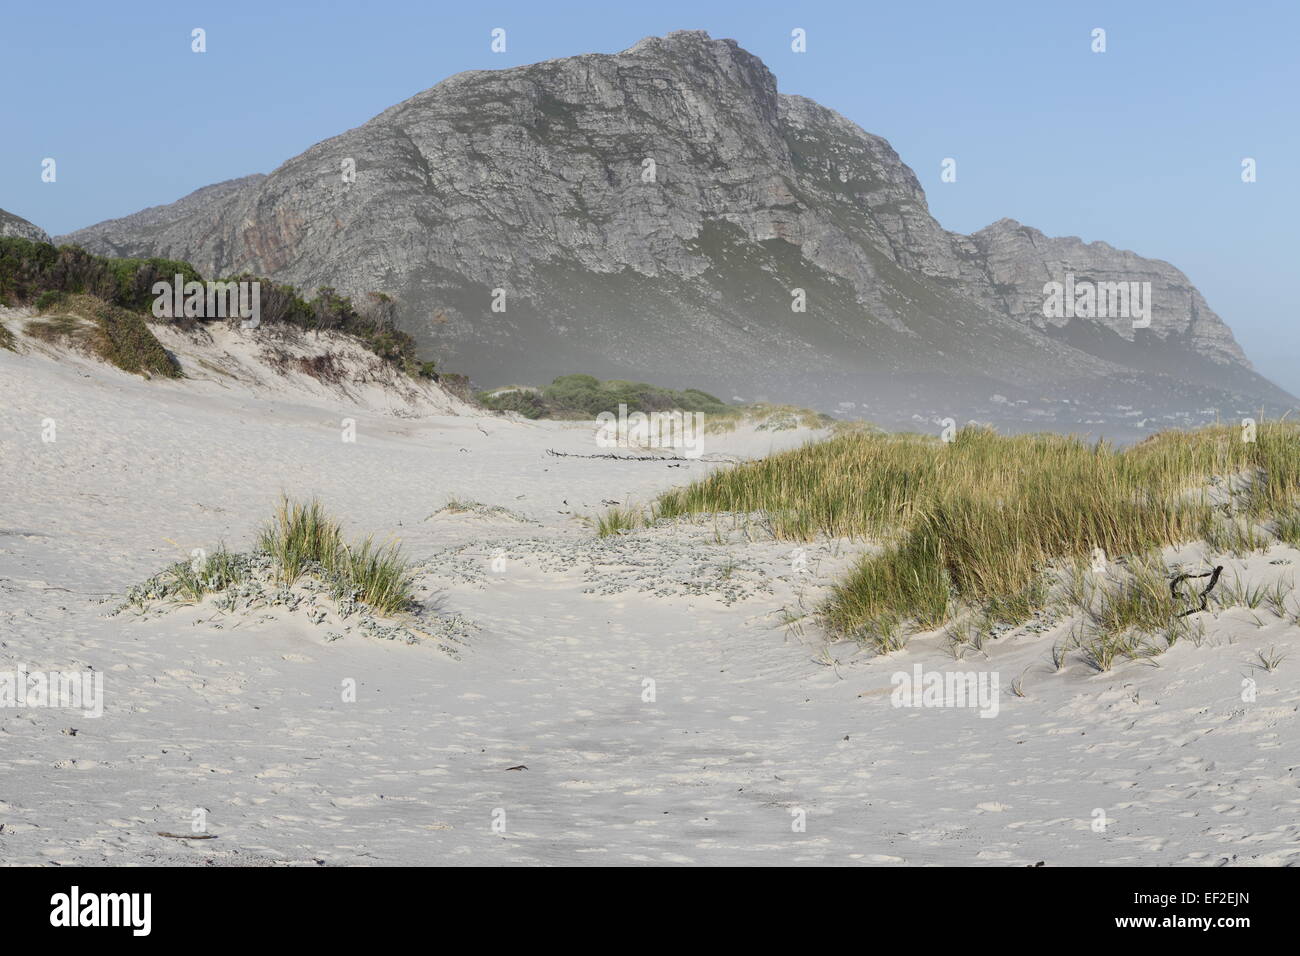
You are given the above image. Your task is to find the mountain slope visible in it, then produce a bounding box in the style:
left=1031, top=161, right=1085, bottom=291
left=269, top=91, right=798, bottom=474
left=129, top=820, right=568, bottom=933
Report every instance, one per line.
left=58, top=175, right=267, bottom=259
left=56, top=31, right=1292, bottom=432
left=1, top=208, right=51, bottom=244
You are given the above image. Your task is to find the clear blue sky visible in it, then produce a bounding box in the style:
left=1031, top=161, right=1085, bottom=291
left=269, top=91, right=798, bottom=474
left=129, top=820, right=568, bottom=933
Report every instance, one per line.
left=4, top=0, right=1296, bottom=392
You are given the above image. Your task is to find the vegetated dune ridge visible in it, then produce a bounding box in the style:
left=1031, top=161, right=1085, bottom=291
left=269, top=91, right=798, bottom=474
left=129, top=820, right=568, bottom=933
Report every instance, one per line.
left=0, top=328, right=1296, bottom=866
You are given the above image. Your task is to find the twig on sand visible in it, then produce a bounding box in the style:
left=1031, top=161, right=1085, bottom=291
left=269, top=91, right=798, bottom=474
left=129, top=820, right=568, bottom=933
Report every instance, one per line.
left=156, top=832, right=217, bottom=840
left=545, top=448, right=740, bottom=463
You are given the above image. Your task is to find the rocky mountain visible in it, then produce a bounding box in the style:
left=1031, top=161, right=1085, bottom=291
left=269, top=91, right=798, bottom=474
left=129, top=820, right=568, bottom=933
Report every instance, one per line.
left=971, top=218, right=1247, bottom=365
left=55, top=31, right=1293, bottom=433
left=1, top=208, right=51, bottom=243
left=59, top=175, right=266, bottom=258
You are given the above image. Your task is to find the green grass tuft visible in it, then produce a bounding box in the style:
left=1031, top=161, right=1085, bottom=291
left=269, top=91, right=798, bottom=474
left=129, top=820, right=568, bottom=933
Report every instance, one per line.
left=594, top=504, right=645, bottom=537
left=257, top=497, right=346, bottom=584
left=257, top=497, right=415, bottom=615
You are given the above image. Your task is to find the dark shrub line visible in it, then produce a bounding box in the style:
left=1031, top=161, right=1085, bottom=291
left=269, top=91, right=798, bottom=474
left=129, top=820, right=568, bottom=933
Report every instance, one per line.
left=478, top=373, right=731, bottom=419
left=0, top=237, right=441, bottom=380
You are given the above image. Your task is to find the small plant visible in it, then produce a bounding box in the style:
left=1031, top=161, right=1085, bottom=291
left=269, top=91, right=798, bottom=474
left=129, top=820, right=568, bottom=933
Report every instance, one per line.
left=1155, top=615, right=1193, bottom=650
left=776, top=605, right=809, bottom=641
left=1059, top=560, right=1097, bottom=612
left=441, top=497, right=480, bottom=514
left=1264, top=575, right=1295, bottom=618
left=595, top=504, right=643, bottom=537
left=1076, top=628, right=1143, bottom=673
left=1089, top=555, right=1179, bottom=635
left=1217, top=572, right=1267, bottom=611
left=944, top=614, right=990, bottom=658
left=1253, top=645, right=1287, bottom=672
left=169, top=546, right=247, bottom=601
left=859, top=614, right=908, bottom=655
left=128, top=498, right=416, bottom=621
left=1050, top=635, right=1072, bottom=672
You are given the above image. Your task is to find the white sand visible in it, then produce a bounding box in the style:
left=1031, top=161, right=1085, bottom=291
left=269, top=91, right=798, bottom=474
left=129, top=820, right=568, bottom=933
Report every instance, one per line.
left=1, top=326, right=1297, bottom=866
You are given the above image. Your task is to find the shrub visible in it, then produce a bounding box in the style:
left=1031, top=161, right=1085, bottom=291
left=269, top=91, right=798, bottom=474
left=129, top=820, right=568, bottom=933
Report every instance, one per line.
left=477, top=387, right=546, bottom=418
left=478, top=374, right=733, bottom=420
left=35, top=289, right=66, bottom=311
left=93, top=299, right=182, bottom=377
left=23, top=294, right=180, bottom=378
left=0, top=237, right=442, bottom=379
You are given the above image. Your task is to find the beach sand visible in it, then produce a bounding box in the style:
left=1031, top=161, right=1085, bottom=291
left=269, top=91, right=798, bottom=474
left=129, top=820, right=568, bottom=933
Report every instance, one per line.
left=1, top=325, right=1297, bottom=866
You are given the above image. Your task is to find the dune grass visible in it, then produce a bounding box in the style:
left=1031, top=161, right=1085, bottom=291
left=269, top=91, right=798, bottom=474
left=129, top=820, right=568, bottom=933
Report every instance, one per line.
left=257, top=497, right=415, bottom=614
left=128, top=498, right=416, bottom=618
left=337, top=536, right=416, bottom=613
left=652, top=422, right=1300, bottom=647
left=594, top=505, right=645, bottom=537
left=257, top=497, right=347, bottom=583
left=1272, top=509, right=1300, bottom=548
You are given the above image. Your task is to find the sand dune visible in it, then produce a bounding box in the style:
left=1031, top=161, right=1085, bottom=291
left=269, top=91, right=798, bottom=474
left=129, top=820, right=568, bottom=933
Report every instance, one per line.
left=1, top=333, right=1296, bottom=866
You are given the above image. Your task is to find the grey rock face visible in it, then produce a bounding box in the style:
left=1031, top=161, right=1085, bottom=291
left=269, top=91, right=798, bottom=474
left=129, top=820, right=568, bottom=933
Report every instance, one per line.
left=55, top=31, right=1292, bottom=431
left=58, top=174, right=266, bottom=258
left=971, top=218, right=1248, bottom=366
left=0, top=208, right=51, bottom=244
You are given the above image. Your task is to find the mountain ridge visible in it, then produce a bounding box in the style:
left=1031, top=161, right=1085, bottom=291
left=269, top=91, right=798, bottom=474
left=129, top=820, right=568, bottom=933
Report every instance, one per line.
left=0, top=208, right=52, bottom=244
left=49, top=30, right=1292, bottom=432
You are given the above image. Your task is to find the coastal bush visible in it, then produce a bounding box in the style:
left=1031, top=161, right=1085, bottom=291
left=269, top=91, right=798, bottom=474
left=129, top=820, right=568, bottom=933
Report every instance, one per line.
left=0, top=237, right=439, bottom=379
left=478, top=374, right=732, bottom=419
left=24, top=293, right=181, bottom=378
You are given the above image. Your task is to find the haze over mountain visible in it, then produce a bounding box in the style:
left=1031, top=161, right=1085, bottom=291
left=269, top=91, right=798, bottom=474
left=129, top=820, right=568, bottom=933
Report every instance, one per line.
left=55, top=30, right=1292, bottom=433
